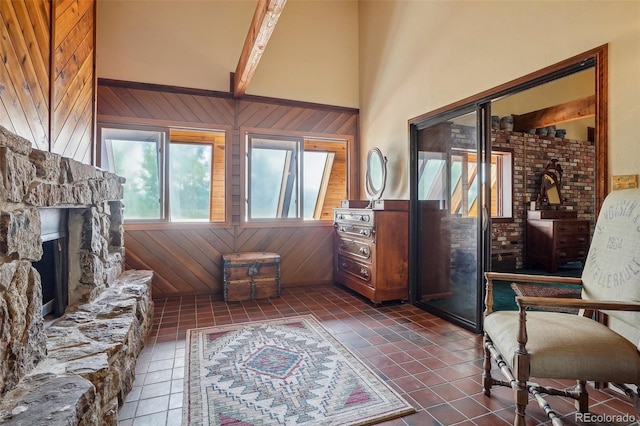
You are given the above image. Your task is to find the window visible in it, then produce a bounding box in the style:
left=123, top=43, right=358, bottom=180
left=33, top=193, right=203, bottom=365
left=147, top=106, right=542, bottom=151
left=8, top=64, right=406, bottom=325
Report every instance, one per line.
left=417, top=149, right=512, bottom=218
left=101, top=128, right=163, bottom=220
left=246, top=134, right=345, bottom=221
left=100, top=126, right=226, bottom=222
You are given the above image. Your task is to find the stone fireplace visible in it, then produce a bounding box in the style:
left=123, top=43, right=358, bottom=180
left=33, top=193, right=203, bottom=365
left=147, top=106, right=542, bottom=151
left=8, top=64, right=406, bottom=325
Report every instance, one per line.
left=0, top=126, right=153, bottom=425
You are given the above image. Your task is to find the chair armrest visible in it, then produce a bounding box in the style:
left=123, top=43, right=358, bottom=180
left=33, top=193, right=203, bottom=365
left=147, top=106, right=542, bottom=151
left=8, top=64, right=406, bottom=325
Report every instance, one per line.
left=483, top=272, right=583, bottom=316
left=516, top=296, right=640, bottom=312
left=485, top=272, right=583, bottom=286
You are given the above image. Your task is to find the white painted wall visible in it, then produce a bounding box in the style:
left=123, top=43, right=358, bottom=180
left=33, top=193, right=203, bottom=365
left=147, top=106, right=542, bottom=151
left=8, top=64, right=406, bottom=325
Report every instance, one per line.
left=96, top=0, right=359, bottom=107
left=97, top=1, right=640, bottom=199
left=358, top=1, right=640, bottom=199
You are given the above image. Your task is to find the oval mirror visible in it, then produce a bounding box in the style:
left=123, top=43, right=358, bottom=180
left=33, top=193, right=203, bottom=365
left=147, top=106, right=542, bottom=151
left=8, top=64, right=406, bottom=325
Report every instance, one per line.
left=365, top=147, right=387, bottom=204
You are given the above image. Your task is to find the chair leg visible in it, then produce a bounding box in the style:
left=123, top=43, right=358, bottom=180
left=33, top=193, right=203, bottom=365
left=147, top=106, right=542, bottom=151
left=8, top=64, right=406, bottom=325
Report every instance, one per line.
left=513, top=382, right=528, bottom=426
left=482, top=334, right=493, bottom=395
left=574, top=380, right=589, bottom=413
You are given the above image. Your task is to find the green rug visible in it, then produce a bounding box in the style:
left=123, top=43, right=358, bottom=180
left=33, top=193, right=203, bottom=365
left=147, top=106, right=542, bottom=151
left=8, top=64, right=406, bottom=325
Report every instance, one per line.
left=184, top=315, right=415, bottom=425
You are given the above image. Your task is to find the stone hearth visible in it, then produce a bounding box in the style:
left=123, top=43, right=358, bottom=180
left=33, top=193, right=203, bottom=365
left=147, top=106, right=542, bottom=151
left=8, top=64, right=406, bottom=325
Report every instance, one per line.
left=0, top=126, right=153, bottom=425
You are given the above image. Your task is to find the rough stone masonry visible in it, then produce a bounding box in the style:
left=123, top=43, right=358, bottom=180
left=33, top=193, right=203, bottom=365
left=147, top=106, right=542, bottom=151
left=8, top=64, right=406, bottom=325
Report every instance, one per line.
left=0, top=125, right=154, bottom=425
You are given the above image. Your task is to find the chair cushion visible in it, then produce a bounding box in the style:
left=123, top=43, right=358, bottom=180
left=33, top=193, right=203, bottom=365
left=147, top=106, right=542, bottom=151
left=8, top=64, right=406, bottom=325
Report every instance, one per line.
left=485, top=311, right=640, bottom=383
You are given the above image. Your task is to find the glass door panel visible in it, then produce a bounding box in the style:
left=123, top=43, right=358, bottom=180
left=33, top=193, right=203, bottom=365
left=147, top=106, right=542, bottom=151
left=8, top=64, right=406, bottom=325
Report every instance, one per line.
left=412, top=109, right=487, bottom=331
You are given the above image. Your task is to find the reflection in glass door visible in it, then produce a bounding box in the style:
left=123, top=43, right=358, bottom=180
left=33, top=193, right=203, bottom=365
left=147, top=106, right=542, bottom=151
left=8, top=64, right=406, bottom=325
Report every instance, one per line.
left=410, top=107, right=489, bottom=332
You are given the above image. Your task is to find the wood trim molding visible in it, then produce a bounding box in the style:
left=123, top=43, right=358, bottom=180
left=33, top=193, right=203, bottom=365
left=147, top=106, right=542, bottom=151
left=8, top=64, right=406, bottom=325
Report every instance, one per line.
left=97, top=78, right=359, bottom=114
left=512, top=95, right=595, bottom=132
left=233, top=0, right=287, bottom=98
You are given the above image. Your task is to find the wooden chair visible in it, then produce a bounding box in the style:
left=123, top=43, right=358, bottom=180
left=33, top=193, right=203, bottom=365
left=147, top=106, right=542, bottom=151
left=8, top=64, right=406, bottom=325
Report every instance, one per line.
left=483, top=188, right=640, bottom=425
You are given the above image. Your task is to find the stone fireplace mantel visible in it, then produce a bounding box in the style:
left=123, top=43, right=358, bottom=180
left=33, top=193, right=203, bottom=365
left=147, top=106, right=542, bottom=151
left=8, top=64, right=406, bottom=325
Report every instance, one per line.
left=0, top=126, right=154, bottom=425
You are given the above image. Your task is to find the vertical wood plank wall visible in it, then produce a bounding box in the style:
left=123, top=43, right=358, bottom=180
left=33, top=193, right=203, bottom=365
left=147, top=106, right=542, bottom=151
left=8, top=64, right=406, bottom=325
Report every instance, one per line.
left=97, top=80, right=359, bottom=298
left=0, top=0, right=95, bottom=163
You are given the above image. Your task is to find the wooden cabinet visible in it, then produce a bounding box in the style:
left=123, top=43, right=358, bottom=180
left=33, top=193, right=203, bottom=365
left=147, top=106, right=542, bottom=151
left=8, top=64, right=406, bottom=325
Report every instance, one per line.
left=333, top=202, right=409, bottom=304
left=526, top=212, right=590, bottom=273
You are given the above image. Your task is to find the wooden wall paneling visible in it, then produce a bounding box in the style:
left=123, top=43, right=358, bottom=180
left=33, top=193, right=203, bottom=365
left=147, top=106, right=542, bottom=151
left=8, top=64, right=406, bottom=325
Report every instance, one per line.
left=97, top=84, right=236, bottom=127
left=0, top=57, right=30, bottom=135
left=278, top=227, right=334, bottom=284
left=151, top=230, right=214, bottom=286
left=24, top=0, right=51, bottom=68
left=160, top=92, right=202, bottom=123
left=97, top=86, right=137, bottom=117
left=124, top=226, right=237, bottom=296
left=124, top=243, right=179, bottom=295
left=51, top=0, right=95, bottom=162
left=75, top=117, right=92, bottom=164
left=0, top=0, right=49, bottom=149
left=193, top=95, right=235, bottom=125
left=53, top=0, right=92, bottom=45
left=125, top=230, right=196, bottom=295
left=53, top=68, right=93, bottom=158
left=98, top=80, right=358, bottom=297
left=233, top=226, right=334, bottom=286
left=174, top=93, right=219, bottom=123
left=10, top=1, right=49, bottom=106
left=212, top=141, right=226, bottom=221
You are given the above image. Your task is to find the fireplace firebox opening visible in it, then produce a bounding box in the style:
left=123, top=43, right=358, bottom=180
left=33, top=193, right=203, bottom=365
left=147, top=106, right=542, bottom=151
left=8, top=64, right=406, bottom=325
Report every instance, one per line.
left=34, top=208, right=69, bottom=317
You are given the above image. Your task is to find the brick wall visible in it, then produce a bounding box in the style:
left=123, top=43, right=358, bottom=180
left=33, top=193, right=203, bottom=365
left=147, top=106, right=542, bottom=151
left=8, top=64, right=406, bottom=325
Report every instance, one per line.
left=491, top=129, right=596, bottom=269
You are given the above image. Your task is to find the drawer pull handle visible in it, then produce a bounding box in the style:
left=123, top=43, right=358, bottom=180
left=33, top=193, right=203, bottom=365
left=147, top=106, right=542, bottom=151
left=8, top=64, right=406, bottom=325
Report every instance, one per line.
left=360, top=268, right=369, bottom=277
left=359, top=247, right=369, bottom=255
left=578, top=237, right=586, bottom=243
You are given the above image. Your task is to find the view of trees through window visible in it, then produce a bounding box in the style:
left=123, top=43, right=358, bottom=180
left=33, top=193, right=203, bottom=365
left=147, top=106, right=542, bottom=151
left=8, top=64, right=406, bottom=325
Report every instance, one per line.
left=100, top=127, right=226, bottom=222
left=170, top=144, right=212, bottom=221
left=106, top=130, right=162, bottom=220
left=247, top=134, right=345, bottom=221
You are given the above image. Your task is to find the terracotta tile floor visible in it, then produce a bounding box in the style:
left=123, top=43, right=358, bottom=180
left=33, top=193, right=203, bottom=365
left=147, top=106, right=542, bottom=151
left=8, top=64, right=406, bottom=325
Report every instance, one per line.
left=118, top=284, right=637, bottom=425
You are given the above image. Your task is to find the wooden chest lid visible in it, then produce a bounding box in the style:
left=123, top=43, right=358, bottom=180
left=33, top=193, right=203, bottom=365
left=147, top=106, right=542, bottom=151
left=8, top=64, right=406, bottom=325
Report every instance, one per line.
left=223, top=252, right=280, bottom=263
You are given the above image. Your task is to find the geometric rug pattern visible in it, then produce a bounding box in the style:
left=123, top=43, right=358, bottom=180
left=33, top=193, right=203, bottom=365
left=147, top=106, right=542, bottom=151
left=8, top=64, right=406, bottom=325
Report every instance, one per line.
left=183, top=315, right=415, bottom=425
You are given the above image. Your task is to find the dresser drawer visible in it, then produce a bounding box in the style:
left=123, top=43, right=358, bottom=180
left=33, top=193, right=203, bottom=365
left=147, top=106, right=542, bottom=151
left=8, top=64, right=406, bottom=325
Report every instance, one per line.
left=555, top=247, right=588, bottom=262
left=337, top=255, right=372, bottom=283
left=336, top=237, right=372, bottom=260
left=334, top=209, right=374, bottom=226
left=555, top=233, right=589, bottom=248
left=335, top=222, right=374, bottom=240
left=555, top=220, right=590, bottom=234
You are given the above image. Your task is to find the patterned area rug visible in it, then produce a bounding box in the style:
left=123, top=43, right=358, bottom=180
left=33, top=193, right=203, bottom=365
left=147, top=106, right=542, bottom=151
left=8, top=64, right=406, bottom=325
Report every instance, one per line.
left=184, top=315, right=415, bottom=425
left=510, top=283, right=582, bottom=313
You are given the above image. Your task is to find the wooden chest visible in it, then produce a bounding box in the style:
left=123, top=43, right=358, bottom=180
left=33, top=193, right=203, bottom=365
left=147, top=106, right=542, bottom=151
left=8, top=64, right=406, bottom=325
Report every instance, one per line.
left=222, top=252, right=281, bottom=301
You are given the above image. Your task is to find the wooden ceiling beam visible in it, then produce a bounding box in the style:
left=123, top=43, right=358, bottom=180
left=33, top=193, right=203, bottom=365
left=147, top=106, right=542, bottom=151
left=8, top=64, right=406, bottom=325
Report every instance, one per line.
left=233, top=0, right=287, bottom=98
left=512, top=95, right=595, bottom=132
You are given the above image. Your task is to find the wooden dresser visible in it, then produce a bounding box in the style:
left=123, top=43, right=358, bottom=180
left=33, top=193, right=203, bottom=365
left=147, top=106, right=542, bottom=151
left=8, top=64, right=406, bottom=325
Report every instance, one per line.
left=526, top=210, right=591, bottom=273
left=333, top=200, right=409, bottom=304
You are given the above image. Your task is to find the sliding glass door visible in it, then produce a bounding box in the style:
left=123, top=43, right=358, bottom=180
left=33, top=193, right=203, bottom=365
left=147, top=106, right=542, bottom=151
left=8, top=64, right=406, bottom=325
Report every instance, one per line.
left=410, top=105, right=491, bottom=332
